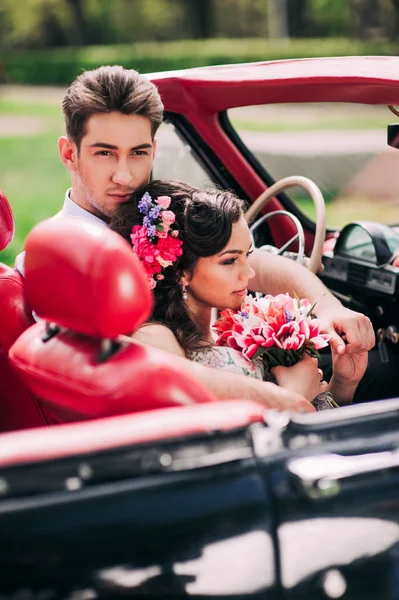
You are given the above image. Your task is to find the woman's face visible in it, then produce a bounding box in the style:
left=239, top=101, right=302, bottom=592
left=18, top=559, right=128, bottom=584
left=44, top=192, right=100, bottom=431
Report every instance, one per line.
left=184, top=215, right=255, bottom=311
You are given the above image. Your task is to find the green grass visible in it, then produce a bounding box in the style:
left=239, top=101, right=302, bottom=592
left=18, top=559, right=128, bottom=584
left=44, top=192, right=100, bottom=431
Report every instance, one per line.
left=0, top=93, right=67, bottom=264
left=231, top=114, right=392, bottom=132
left=0, top=132, right=69, bottom=263
left=229, top=102, right=392, bottom=132
left=0, top=99, right=62, bottom=118
left=296, top=196, right=399, bottom=229
left=2, top=37, right=397, bottom=85
left=0, top=91, right=396, bottom=266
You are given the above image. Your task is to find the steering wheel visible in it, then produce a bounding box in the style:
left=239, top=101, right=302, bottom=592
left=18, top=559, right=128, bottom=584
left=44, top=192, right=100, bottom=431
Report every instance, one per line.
left=249, top=209, right=306, bottom=266
left=245, top=176, right=326, bottom=273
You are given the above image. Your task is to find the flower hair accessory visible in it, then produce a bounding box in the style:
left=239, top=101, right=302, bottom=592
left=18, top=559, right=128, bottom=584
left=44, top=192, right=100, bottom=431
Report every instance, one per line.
left=130, top=192, right=183, bottom=289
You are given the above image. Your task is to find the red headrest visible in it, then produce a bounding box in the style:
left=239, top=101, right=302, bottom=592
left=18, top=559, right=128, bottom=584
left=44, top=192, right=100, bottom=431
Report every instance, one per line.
left=0, top=190, right=15, bottom=252
left=24, top=217, right=153, bottom=338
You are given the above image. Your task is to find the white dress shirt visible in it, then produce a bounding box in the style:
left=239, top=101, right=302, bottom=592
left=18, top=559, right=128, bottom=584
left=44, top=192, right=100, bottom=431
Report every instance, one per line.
left=52, top=190, right=108, bottom=226
left=14, top=189, right=108, bottom=275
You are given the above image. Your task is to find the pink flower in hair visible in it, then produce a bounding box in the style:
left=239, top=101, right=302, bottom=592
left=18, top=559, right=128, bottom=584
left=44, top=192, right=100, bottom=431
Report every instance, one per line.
left=157, top=235, right=183, bottom=263
left=147, top=276, right=157, bottom=290
left=130, top=224, right=148, bottom=246
left=131, top=193, right=183, bottom=289
left=156, top=196, right=171, bottom=209
left=161, top=210, right=176, bottom=226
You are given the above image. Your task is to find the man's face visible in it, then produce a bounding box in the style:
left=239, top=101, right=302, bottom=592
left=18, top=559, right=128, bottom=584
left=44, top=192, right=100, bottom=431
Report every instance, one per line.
left=61, top=112, right=156, bottom=220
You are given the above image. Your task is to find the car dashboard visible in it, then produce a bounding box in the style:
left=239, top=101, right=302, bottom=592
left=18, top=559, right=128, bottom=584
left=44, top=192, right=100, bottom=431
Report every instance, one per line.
left=319, top=221, right=399, bottom=344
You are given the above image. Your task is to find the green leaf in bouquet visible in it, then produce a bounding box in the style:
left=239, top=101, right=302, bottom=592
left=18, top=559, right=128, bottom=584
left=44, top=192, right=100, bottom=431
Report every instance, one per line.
left=293, top=290, right=300, bottom=303
left=252, top=346, right=267, bottom=361
left=304, top=340, right=321, bottom=361
left=327, top=393, right=340, bottom=409
left=258, top=346, right=306, bottom=370
left=312, top=391, right=340, bottom=410
left=308, top=292, right=328, bottom=318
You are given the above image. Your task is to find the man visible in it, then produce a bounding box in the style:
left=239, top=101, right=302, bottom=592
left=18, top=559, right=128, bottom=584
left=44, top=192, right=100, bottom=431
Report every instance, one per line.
left=16, top=65, right=376, bottom=410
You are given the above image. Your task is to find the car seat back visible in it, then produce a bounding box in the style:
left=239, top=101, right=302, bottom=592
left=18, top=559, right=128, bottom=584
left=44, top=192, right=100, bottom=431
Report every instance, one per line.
left=0, top=191, right=47, bottom=431
left=10, top=218, right=216, bottom=423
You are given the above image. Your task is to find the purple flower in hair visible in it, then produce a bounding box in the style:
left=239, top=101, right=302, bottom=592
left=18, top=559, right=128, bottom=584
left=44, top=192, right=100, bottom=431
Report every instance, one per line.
left=149, top=205, right=162, bottom=220
left=143, top=215, right=153, bottom=228
left=146, top=224, right=157, bottom=238
left=138, top=192, right=153, bottom=215
left=142, top=216, right=157, bottom=238
left=130, top=191, right=183, bottom=290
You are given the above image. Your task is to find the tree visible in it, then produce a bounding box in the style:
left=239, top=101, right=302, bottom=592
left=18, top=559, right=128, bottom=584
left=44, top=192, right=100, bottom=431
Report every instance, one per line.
left=267, top=0, right=289, bottom=40
left=188, top=0, right=214, bottom=39
left=383, top=0, right=399, bottom=40
left=349, top=0, right=384, bottom=39
left=287, top=0, right=308, bottom=37
left=64, top=0, right=92, bottom=45
left=0, top=0, right=72, bottom=49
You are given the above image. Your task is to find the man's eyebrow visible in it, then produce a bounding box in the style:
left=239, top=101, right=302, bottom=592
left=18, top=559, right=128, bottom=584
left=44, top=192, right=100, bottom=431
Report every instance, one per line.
left=89, top=142, right=153, bottom=150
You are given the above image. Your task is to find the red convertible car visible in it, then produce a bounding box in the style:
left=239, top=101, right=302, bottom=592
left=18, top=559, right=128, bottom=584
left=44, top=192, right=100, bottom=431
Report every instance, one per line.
left=2, top=56, right=399, bottom=599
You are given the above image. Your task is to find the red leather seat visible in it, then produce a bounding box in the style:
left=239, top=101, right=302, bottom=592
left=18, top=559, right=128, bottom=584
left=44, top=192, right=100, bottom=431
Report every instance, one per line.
left=9, top=217, right=216, bottom=423
left=0, top=190, right=47, bottom=431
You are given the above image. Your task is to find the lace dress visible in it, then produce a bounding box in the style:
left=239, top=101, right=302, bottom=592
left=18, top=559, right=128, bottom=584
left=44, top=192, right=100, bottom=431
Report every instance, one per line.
left=188, top=346, right=335, bottom=411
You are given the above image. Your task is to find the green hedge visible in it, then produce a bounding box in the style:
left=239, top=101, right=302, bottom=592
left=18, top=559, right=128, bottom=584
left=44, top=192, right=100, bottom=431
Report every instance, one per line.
left=1, top=37, right=397, bottom=85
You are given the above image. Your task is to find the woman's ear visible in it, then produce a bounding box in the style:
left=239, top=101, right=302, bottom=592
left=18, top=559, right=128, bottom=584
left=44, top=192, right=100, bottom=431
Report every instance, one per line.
left=58, top=136, right=78, bottom=172
left=180, top=271, right=192, bottom=286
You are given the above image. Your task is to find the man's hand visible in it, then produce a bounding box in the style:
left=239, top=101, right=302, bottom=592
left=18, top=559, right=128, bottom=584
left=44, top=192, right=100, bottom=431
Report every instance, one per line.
left=331, top=346, right=368, bottom=386
left=316, top=304, right=375, bottom=355
left=329, top=346, right=369, bottom=405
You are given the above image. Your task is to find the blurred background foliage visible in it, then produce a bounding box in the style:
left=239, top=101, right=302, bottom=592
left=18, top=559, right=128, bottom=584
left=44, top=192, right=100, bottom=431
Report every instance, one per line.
left=0, top=0, right=399, bottom=84
left=1, top=0, right=399, bottom=263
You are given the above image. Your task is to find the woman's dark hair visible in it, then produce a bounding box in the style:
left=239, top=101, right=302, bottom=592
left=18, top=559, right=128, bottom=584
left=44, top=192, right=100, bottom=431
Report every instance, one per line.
left=110, top=180, right=246, bottom=354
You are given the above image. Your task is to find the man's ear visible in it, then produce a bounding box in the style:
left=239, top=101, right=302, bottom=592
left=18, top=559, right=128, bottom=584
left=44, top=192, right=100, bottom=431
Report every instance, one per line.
left=58, top=136, right=78, bottom=172
left=152, top=137, right=157, bottom=161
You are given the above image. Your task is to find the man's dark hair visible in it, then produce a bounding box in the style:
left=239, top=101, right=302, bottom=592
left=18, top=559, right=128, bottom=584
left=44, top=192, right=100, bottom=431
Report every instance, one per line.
left=62, top=65, right=164, bottom=147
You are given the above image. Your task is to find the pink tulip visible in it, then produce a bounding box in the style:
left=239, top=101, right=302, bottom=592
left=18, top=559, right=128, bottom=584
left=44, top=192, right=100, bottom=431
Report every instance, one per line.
left=242, top=343, right=260, bottom=361
left=213, top=293, right=330, bottom=368
left=273, top=320, right=308, bottom=351
left=307, top=318, right=331, bottom=349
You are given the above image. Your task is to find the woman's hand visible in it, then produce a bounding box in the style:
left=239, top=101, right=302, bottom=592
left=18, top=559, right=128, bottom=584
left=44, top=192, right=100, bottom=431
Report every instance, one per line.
left=271, top=355, right=327, bottom=402
left=329, top=347, right=368, bottom=404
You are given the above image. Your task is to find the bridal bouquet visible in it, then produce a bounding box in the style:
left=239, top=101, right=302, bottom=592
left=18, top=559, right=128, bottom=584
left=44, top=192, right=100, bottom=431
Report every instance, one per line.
left=213, top=293, right=331, bottom=370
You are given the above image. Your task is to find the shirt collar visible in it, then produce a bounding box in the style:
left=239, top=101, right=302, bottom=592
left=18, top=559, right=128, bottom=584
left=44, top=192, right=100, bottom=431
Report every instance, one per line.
left=57, top=189, right=108, bottom=227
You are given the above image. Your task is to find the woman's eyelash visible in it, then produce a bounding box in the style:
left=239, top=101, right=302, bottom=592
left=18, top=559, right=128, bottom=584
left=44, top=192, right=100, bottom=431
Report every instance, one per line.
left=222, top=250, right=253, bottom=265
left=222, top=257, right=237, bottom=265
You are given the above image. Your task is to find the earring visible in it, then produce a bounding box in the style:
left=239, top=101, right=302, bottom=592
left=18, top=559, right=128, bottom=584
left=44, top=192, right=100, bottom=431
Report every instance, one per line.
left=181, top=284, right=188, bottom=300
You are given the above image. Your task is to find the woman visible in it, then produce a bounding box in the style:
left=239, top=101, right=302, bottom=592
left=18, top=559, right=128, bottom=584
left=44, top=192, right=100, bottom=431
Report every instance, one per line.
left=110, top=180, right=367, bottom=409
